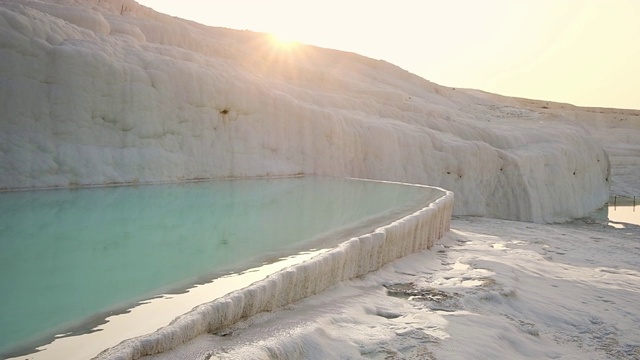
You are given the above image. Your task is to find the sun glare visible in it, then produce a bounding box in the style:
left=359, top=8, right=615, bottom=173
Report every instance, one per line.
left=269, top=33, right=299, bottom=49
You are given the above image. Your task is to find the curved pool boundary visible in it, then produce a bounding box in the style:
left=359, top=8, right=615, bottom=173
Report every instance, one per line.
left=96, top=181, right=454, bottom=360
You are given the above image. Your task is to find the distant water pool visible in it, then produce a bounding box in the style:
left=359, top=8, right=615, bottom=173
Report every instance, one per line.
left=591, top=196, right=640, bottom=228
left=0, top=176, right=442, bottom=357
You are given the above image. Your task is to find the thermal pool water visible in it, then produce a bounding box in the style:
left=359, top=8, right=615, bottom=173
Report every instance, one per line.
left=0, top=176, right=448, bottom=358
left=591, top=196, right=640, bottom=228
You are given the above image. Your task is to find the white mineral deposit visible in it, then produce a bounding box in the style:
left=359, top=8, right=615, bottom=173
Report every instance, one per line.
left=0, top=1, right=638, bottom=359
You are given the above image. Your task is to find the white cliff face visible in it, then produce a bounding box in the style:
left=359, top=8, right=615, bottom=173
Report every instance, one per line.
left=0, top=0, right=613, bottom=222
left=462, top=89, right=640, bottom=198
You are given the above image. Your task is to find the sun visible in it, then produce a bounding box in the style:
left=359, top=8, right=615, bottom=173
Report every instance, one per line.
left=262, top=31, right=309, bottom=74
left=268, top=32, right=300, bottom=50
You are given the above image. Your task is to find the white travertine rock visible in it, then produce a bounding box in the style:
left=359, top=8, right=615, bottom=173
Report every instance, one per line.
left=462, top=89, right=640, bottom=197
left=0, top=0, right=616, bottom=222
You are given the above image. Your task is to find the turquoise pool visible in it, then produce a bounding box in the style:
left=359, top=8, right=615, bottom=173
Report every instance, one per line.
left=0, top=177, right=441, bottom=357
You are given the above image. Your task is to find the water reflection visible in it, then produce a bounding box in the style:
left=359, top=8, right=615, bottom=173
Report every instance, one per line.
left=0, top=177, right=441, bottom=356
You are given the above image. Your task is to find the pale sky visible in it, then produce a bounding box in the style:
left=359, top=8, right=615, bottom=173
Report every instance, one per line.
left=136, top=0, right=640, bottom=110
